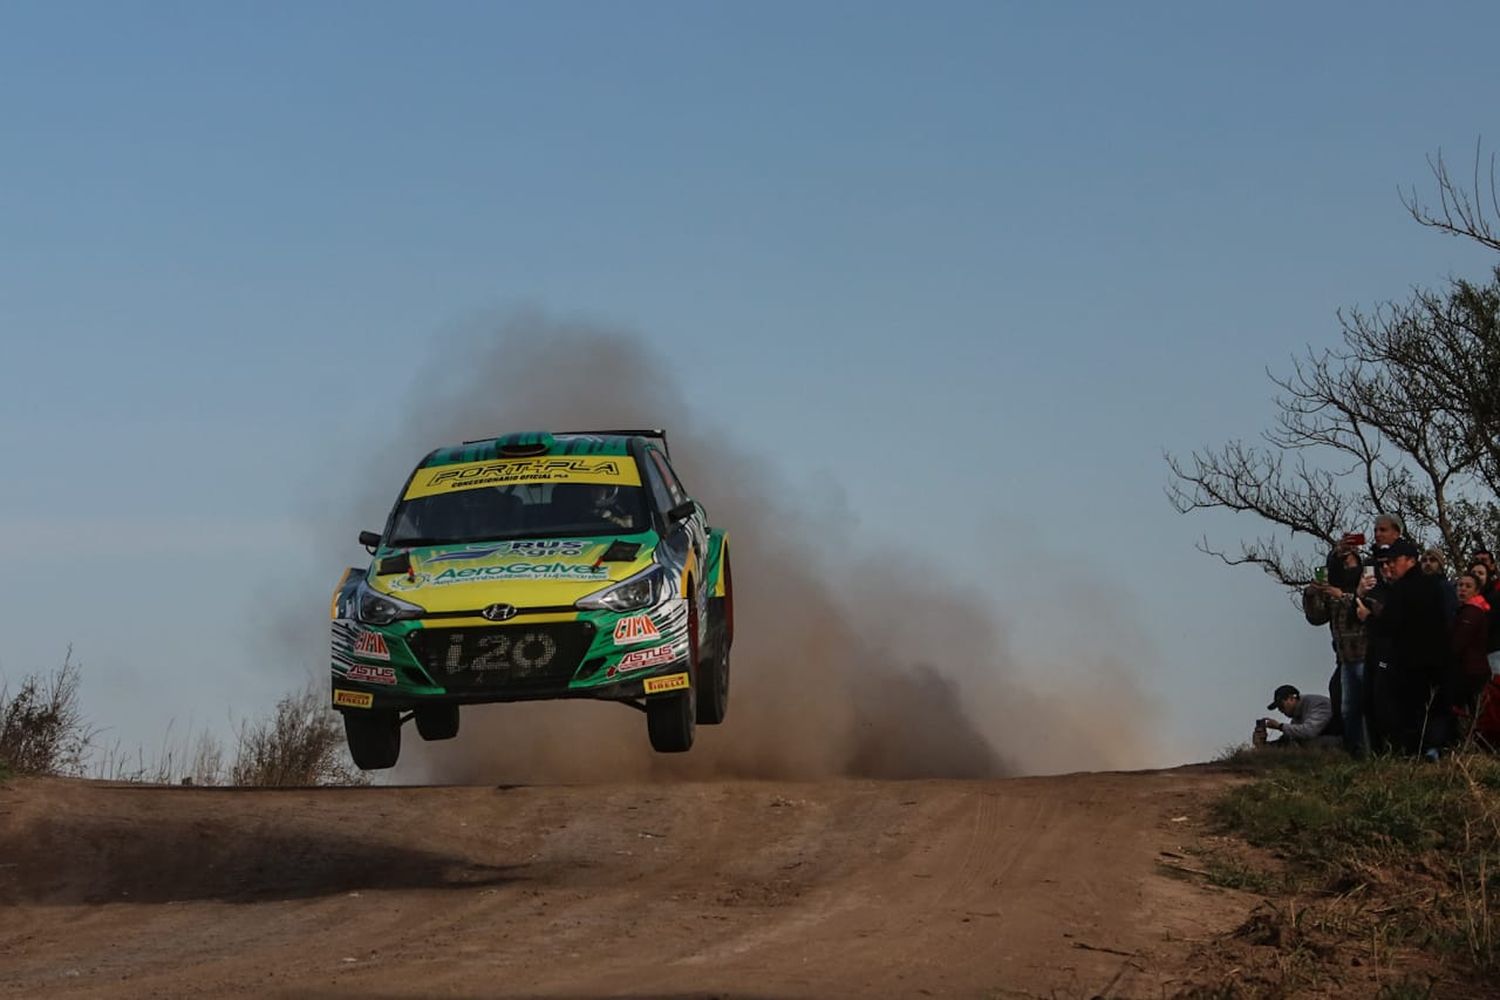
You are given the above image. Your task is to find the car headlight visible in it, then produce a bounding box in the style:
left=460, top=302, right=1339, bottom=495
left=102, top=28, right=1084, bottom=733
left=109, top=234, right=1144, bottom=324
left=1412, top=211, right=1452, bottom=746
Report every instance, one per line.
left=355, top=578, right=426, bottom=625
left=575, top=564, right=675, bottom=613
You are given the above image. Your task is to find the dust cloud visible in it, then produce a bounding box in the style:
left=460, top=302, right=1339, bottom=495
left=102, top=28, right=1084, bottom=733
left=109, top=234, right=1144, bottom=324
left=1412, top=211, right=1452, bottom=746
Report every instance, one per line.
left=337, top=312, right=1156, bottom=783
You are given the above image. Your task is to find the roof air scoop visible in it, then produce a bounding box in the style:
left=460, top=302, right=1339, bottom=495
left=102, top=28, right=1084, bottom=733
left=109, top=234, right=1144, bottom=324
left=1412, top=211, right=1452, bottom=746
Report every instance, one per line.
left=495, top=432, right=555, bottom=457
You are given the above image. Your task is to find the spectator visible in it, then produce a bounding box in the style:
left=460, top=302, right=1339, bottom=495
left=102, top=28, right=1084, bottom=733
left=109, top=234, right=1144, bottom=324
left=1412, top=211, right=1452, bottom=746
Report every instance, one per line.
left=1373, top=513, right=1405, bottom=547
left=1473, top=557, right=1500, bottom=679
left=1473, top=547, right=1498, bottom=583
left=1261, top=684, right=1335, bottom=746
left=1421, top=547, right=1458, bottom=623
left=1469, top=560, right=1492, bottom=595
left=1452, top=572, right=1492, bottom=712
left=1358, top=540, right=1452, bottom=756
left=1303, top=542, right=1367, bottom=754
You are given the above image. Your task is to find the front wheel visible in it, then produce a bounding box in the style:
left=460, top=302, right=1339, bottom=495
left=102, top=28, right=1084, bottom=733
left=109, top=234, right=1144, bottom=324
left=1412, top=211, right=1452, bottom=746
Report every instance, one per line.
left=344, top=709, right=401, bottom=770
left=647, top=691, right=695, bottom=752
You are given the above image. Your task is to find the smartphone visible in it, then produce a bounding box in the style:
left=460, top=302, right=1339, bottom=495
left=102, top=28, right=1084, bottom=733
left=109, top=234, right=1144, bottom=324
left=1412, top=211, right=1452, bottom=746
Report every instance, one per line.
left=1342, top=532, right=1366, bottom=547
left=1314, top=567, right=1327, bottom=583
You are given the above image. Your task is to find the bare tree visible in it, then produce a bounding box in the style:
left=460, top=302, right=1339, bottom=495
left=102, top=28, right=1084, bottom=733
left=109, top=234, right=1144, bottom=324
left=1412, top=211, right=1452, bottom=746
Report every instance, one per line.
left=1167, top=272, right=1500, bottom=586
left=1403, top=141, right=1500, bottom=254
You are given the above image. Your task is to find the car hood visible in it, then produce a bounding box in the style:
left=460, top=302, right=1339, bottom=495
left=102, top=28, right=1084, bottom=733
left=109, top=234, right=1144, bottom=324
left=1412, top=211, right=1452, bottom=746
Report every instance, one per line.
left=366, top=534, right=656, bottom=612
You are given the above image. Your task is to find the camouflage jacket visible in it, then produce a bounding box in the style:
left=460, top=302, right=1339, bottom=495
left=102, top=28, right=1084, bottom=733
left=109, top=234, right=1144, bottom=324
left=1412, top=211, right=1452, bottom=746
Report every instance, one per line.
left=1303, top=585, right=1368, bottom=665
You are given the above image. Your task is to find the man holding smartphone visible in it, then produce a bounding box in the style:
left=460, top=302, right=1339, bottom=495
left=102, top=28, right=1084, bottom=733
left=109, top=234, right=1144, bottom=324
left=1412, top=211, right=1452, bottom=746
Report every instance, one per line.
left=1303, top=539, right=1368, bottom=754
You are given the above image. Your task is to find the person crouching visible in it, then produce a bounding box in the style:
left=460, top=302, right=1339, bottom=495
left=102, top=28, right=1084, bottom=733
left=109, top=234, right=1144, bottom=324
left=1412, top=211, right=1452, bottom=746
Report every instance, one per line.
left=1260, top=684, right=1337, bottom=747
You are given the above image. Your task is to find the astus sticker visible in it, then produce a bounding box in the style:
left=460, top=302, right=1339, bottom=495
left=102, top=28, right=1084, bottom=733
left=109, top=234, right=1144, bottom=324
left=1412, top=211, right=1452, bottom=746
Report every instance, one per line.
left=612, top=615, right=661, bottom=645
left=618, top=644, right=677, bottom=671
left=333, top=689, right=374, bottom=709
left=347, top=665, right=397, bottom=686
left=643, top=672, right=689, bottom=694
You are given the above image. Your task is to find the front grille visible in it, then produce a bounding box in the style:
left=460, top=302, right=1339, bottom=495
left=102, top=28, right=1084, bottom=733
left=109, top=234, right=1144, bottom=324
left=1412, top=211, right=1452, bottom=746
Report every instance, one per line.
left=407, top=623, right=596, bottom=691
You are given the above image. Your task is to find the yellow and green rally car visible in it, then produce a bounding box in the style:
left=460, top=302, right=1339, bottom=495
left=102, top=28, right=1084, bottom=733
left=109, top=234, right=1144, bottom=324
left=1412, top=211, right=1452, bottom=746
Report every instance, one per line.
left=330, top=429, right=732, bottom=769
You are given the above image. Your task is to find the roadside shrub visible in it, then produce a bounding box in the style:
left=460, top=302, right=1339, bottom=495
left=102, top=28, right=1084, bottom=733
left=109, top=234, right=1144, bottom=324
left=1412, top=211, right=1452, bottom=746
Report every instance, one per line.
left=228, top=684, right=367, bottom=786
left=0, top=654, right=92, bottom=776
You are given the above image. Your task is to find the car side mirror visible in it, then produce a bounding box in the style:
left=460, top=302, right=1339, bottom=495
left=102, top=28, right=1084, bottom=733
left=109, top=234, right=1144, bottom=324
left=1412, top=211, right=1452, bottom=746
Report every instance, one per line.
left=666, top=501, right=696, bottom=524
left=358, top=530, right=382, bottom=551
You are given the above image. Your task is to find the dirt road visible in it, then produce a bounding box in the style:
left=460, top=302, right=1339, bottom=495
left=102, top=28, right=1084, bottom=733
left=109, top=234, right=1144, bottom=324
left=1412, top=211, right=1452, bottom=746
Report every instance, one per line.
left=0, top=768, right=1246, bottom=998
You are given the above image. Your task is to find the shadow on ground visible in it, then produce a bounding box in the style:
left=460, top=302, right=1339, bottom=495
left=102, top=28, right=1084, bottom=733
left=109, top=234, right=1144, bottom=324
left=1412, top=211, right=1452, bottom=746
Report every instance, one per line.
left=0, top=812, right=522, bottom=905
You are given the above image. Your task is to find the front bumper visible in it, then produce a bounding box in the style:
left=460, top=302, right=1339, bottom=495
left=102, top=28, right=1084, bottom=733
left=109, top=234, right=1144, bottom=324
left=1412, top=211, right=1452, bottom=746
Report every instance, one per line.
left=330, top=601, right=693, bottom=711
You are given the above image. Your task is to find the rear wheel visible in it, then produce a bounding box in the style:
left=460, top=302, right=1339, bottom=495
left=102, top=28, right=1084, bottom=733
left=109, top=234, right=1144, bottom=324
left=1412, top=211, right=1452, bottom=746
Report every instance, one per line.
left=415, top=704, right=460, bottom=741
left=696, top=599, right=730, bottom=725
left=344, top=709, right=401, bottom=770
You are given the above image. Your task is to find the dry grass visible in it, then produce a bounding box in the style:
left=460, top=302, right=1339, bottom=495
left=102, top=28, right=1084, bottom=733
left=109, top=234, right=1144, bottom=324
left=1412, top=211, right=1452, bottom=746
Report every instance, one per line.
left=227, top=684, right=367, bottom=787
left=98, top=685, right=368, bottom=787
left=0, top=652, right=94, bottom=776
left=1176, top=747, right=1500, bottom=996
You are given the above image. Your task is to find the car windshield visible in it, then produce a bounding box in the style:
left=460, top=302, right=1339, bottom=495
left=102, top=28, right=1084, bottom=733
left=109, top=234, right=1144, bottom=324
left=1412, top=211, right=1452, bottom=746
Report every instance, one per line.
left=387, top=482, right=649, bottom=546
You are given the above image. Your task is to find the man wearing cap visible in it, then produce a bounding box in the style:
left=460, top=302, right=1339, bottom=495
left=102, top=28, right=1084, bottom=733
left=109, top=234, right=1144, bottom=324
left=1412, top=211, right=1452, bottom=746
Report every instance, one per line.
left=1357, top=538, right=1454, bottom=756
left=1261, top=684, right=1335, bottom=746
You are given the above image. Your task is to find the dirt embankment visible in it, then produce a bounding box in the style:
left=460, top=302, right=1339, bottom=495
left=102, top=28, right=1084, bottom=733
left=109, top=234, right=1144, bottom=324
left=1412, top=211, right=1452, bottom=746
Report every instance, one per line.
left=0, top=768, right=1247, bottom=999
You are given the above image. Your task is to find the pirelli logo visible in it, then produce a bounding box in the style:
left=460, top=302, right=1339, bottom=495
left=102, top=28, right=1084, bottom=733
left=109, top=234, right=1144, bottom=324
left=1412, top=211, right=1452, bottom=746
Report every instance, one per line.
left=333, top=689, right=374, bottom=709
left=643, top=672, right=690, bottom=695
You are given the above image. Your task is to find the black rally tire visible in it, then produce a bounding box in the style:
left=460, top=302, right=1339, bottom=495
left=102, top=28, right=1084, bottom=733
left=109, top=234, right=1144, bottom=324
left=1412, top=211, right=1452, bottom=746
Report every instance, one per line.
left=344, top=709, right=401, bottom=770
left=648, top=691, right=695, bottom=753
left=415, top=704, right=460, bottom=741
left=649, top=588, right=698, bottom=752
left=696, top=597, right=730, bottom=725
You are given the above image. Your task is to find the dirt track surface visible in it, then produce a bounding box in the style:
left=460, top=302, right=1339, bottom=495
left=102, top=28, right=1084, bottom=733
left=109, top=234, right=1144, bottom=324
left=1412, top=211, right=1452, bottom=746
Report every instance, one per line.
left=0, top=769, right=1248, bottom=999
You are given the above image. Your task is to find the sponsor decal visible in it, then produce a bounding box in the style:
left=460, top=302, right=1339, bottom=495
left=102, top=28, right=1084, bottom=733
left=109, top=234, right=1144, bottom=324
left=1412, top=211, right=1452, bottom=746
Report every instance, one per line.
left=346, top=665, right=397, bottom=686
left=612, top=615, right=661, bottom=645
left=619, top=644, right=678, bottom=672
left=333, top=689, right=374, bottom=709
left=405, top=457, right=640, bottom=499
left=426, top=540, right=591, bottom=563
left=643, top=672, right=690, bottom=694
left=430, top=563, right=610, bottom=584
left=352, top=631, right=390, bottom=660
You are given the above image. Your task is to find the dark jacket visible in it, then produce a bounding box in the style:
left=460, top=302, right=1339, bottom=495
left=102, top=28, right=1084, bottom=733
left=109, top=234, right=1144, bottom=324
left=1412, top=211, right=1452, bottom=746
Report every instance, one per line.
left=1364, top=569, right=1451, bottom=684
left=1488, top=582, right=1500, bottom=654
left=1454, top=595, right=1493, bottom=688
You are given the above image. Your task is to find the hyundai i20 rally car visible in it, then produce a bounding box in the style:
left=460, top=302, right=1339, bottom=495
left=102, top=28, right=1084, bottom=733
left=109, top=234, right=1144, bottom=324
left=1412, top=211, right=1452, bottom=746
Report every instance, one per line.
left=329, top=430, right=732, bottom=770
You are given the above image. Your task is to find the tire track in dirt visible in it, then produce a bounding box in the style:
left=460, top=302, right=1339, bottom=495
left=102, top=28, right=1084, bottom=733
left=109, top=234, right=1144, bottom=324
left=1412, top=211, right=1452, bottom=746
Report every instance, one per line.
left=0, top=768, right=1246, bottom=999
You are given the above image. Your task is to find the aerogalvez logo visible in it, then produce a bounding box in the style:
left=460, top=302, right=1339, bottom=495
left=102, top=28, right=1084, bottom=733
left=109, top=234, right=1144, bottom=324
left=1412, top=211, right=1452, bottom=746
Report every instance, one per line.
left=431, top=562, right=610, bottom=584
left=405, top=457, right=640, bottom=498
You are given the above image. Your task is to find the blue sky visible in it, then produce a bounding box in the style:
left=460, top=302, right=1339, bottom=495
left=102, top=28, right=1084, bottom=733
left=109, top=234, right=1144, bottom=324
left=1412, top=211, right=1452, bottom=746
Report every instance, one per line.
left=2, top=2, right=1498, bottom=766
